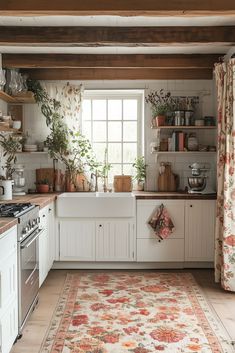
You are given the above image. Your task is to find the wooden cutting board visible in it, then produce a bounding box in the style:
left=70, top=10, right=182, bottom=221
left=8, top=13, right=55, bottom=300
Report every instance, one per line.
left=157, top=164, right=177, bottom=192
left=36, top=168, right=54, bottom=186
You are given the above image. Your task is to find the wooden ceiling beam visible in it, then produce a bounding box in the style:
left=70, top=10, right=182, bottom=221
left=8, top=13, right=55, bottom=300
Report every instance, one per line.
left=22, top=68, right=213, bottom=80
left=0, top=0, right=234, bottom=16
left=2, top=54, right=222, bottom=69
left=0, top=26, right=234, bottom=46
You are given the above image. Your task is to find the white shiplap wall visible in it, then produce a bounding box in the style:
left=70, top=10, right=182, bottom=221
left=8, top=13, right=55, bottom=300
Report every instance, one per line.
left=0, top=79, right=217, bottom=191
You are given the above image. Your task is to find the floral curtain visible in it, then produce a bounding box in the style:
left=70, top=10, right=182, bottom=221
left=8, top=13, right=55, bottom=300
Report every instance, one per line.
left=42, top=82, right=84, bottom=129
left=214, top=59, right=235, bottom=291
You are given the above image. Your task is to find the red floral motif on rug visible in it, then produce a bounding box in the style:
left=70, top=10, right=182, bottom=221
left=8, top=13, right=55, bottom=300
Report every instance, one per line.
left=40, top=273, right=233, bottom=353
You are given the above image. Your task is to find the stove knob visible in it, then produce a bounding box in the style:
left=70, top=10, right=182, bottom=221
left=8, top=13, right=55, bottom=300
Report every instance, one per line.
left=37, top=217, right=40, bottom=224
left=22, top=226, right=29, bottom=234
left=32, top=220, right=36, bottom=227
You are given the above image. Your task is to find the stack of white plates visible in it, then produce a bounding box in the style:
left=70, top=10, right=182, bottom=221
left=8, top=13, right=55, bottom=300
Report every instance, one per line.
left=23, top=144, right=38, bottom=152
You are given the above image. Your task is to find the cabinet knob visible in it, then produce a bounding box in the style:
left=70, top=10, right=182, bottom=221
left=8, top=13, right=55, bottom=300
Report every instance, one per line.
left=99, top=224, right=102, bottom=228
left=43, top=214, right=46, bottom=217
left=49, top=208, right=52, bottom=212
left=190, top=205, right=193, bottom=208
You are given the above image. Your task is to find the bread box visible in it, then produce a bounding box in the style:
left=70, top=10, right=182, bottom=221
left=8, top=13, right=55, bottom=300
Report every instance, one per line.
left=113, top=175, right=132, bottom=192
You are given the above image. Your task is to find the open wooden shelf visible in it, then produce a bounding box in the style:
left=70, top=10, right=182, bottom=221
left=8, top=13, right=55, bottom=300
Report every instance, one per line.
left=16, top=151, right=48, bottom=154
left=0, top=90, right=35, bottom=103
left=151, top=125, right=216, bottom=130
left=0, top=126, right=21, bottom=133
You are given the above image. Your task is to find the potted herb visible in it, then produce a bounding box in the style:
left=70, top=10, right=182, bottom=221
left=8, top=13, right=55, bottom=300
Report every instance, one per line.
left=132, top=156, right=147, bottom=191
left=145, top=89, right=174, bottom=127
left=36, top=179, right=50, bottom=193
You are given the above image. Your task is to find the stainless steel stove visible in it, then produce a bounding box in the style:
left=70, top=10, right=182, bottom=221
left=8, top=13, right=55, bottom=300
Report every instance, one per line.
left=0, top=203, right=43, bottom=335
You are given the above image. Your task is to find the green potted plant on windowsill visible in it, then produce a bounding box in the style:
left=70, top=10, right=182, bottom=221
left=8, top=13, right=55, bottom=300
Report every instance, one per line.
left=132, top=156, right=147, bottom=191
left=145, top=89, right=174, bottom=127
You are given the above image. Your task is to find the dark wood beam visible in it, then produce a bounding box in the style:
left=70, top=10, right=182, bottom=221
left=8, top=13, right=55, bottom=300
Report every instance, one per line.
left=22, top=68, right=213, bottom=80
left=0, top=26, right=234, bottom=46
left=2, top=54, right=223, bottom=69
left=0, top=0, right=234, bottom=16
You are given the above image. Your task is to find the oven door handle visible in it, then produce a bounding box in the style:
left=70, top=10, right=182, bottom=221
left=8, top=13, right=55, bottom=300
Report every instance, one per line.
left=20, top=228, right=44, bottom=249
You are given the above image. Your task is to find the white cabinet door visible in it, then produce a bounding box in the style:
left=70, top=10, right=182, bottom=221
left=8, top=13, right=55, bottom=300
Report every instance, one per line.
left=39, top=207, right=49, bottom=287
left=0, top=300, right=18, bottom=353
left=0, top=227, right=18, bottom=318
left=185, top=200, right=216, bottom=262
left=59, top=220, right=95, bottom=261
left=96, top=220, right=136, bottom=262
left=137, top=200, right=185, bottom=239
left=0, top=226, right=18, bottom=353
left=137, top=200, right=184, bottom=262
left=48, top=203, right=55, bottom=269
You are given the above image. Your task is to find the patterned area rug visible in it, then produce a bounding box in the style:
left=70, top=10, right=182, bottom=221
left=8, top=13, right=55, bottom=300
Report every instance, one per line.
left=40, top=272, right=234, bottom=353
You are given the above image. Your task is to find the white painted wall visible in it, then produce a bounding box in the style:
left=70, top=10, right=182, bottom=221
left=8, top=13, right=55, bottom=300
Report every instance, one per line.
left=0, top=79, right=217, bottom=191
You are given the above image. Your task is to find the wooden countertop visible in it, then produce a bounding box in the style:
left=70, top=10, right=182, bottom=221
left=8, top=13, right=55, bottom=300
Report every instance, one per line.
left=133, top=191, right=217, bottom=200
left=0, top=218, right=18, bottom=235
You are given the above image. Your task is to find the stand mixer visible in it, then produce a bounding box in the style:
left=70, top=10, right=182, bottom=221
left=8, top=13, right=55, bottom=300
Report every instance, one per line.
left=13, top=165, right=26, bottom=196
left=188, top=163, right=215, bottom=194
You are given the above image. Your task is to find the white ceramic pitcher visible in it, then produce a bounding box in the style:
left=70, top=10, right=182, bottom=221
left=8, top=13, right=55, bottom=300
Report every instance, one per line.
left=0, top=180, right=13, bottom=200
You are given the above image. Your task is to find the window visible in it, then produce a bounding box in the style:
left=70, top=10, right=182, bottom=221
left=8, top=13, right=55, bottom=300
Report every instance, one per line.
left=81, top=90, right=144, bottom=182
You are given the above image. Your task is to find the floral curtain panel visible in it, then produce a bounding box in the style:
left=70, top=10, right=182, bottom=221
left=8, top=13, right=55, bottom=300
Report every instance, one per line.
left=42, top=82, right=84, bottom=129
left=214, top=59, right=235, bottom=292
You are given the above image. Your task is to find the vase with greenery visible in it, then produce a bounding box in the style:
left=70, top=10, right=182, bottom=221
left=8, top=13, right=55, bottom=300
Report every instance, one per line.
left=145, top=89, right=174, bottom=127
left=27, top=79, right=98, bottom=192
left=132, top=156, right=147, bottom=191
left=0, top=133, right=23, bottom=180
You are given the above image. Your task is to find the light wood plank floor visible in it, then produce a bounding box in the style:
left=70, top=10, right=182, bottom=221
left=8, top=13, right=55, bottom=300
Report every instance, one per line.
left=10, top=269, right=235, bottom=353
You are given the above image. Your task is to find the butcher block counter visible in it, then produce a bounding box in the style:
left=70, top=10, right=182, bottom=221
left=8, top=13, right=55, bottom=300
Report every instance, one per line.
left=133, top=191, right=217, bottom=200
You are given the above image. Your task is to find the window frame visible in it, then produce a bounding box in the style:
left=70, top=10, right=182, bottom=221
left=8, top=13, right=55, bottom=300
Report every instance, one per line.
left=81, top=89, right=144, bottom=175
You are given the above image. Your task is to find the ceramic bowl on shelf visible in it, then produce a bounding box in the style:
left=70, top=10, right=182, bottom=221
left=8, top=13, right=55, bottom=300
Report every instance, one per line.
left=12, top=120, right=21, bottom=129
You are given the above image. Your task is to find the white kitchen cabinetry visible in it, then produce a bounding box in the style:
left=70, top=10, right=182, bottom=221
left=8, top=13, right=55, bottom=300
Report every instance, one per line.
left=137, top=200, right=185, bottom=262
left=39, top=206, right=49, bottom=287
left=59, top=218, right=136, bottom=262
left=39, top=202, right=56, bottom=287
left=0, top=226, right=18, bottom=353
left=96, top=220, right=136, bottom=261
left=59, top=220, right=96, bottom=261
left=185, top=200, right=216, bottom=262
left=48, top=203, right=55, bottom=269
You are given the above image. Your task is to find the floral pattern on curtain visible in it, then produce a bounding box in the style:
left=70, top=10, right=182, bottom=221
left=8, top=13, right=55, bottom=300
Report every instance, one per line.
left=214, top=59, right=235, bottom=292
left=42, top=82, right=84, bottom=129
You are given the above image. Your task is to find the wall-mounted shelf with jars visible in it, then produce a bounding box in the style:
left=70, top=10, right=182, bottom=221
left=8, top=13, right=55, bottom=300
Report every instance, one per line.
left=0, top=125, right=22, bottom=133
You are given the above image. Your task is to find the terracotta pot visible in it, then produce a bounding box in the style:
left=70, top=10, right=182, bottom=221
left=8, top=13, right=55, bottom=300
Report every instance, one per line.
left=155, top=115, right=166, bottom=127
left=37, top=184, right=49, bottom=193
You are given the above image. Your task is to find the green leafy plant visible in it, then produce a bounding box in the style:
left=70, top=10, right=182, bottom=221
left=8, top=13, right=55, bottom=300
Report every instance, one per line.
left=132, top=156, right=147, bottom=183
left=145, top=89, right=175, bottom=117
left=0, top=134, right=23, bottom=180
left=36, top=179, right=49, bottom=185
left=27, top=79, right=97, bottom=187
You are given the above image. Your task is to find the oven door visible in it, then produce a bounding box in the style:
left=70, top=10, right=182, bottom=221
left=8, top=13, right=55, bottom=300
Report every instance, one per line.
left=19, top=228, right=43, bottom=328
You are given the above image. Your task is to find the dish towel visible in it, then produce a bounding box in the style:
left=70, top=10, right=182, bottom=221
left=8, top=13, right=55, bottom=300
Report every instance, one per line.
left=148, top=204, right=175, bottom=241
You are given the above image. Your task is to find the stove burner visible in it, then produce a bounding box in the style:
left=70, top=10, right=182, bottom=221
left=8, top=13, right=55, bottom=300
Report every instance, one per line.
left=0, top=203, right=35, bottom=217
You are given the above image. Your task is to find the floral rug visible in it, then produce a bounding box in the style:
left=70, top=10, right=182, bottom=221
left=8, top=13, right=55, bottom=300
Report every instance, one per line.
left=40, top=272, right=234, bottom=353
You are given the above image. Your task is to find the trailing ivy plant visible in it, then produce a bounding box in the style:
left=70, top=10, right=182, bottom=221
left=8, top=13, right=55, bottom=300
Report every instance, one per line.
left=27, top=79, right=99, bottom=185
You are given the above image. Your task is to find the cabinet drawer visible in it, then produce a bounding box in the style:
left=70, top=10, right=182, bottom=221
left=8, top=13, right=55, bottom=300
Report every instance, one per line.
left=137, top=200, right=184, bottom=239
left=137, top=239, right=184, bottom=262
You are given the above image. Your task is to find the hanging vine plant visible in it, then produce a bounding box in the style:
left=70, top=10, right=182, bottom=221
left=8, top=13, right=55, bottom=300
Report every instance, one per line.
left=27, top=79, right=98, bottom=189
